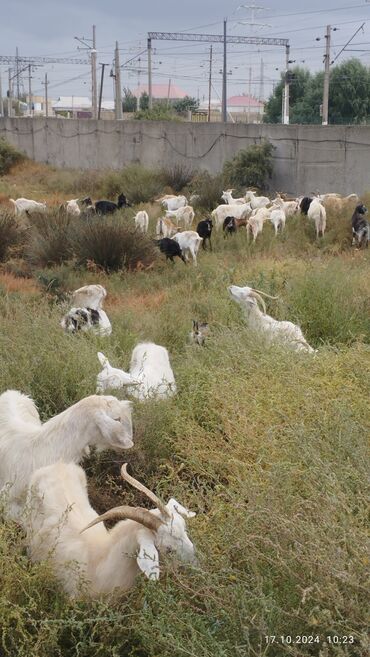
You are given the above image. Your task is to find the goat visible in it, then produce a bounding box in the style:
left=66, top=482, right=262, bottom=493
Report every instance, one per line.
left=95, top=193, right=128, bottom=215
left=228, top=285, right=315, bottom=353
left=166, top=205, right=195, bottom=229
left=0, top=391, right=133, bottom=518
left=189, top=320, right=209, bottom=346
left=134, top=210, right=149, bottom=234
left=317, top=193, right=359, bottom=215
left=61, top=307, right=112, bottom=336
left=71, top=284, right=107, bottom=310
left=96, top=352, right=138, bottom=393
left=9, top=198, right=47, bottom=216
left=246, top=207, right=270, bottom=242
left=156, top=217, right=179, bottom=238
left=173, top=231, right=202, bottom=266
left=244, top=190, right=270, bottom=209
left=351, top=204, right=369, bottom=248
left=211, top=203, right=252, bottom=231
left=271, top=195, right=299, bottom=218
left=223, top=216, right=236, bottom=237
left=26, top=462, right=196, bottom=597
left=269, top=207, right=286, bottom=235
left=221, top=190, right=245, bottom=205
left=127, top=342, right=176, bottom=400
left=156, top=237, right=186, bottom=263
left=196, top=218, right=213, bottom=250
left=156, top=195, right=188, bottom=211
left=307, top=199, right=327, bottom=238
left=299, top=197, right=314, bottom=215
left=65, top=199, right=81, bottom=217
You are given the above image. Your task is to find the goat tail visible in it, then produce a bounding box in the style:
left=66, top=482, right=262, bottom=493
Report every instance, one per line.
left=0, top=390, right=41, bottom=426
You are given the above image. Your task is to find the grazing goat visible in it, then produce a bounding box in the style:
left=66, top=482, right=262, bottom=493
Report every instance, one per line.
left=9, top=198, right=47, bottom=216
left=269, top=207, right=286, bottom=235
left=211, top=203, right=251, bottom=230
left=156, top=195, right=187, bottom=211
left=156, top=238, right=186, bottom=263
left=244, top=190, right=270, bottom=209
left=61, top=307, right=112, bottom=336
left=221, top=190, right=246, bottom=205
left=173, top=231, right=202, bottom=265
left=95, top=193, right=128, bottom=215
left=128, top=342, right=177, bottom=400
left=196, top=218, right=213, bottom=250
left=0, top=391, right=133, bottom=518
left=223, top=216, right=236, bottom=237
left=228, top=285, right=315, bottom=353
left=190, top=320, right=209, bottom=346
left=156, top=217, right=178, bottom=238
left=307, top=198, right=327, bottom=238
left=71, top=284, right=107, bottom=310
left=246, top=207, right=270, bottom=242
left=351, top=204, right=369, bottom=248
left=96, top=352, right=138, bottom=393
left=299, top=196, right=314, bottom=215
left=166, top=205, right=195, bottom=229
left=26, top=462, right=196, bottom=597
left=317, top=193, right=358, bottom=213
left=272, top=195, right=299, bottom=218
left=134, top=210, right=149, bottom=233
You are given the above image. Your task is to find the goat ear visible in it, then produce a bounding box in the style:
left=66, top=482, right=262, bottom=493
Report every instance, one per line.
left=94, top=410, right=133, bottom=449
left=166, top=498, right=196, bottom=519
left=136, top=530, right=160, bottom=580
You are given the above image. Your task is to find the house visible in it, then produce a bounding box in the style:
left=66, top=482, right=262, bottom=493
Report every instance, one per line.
left=198, top=94, right=264, bottom=123
left=130, top=83, right=188, bottom=102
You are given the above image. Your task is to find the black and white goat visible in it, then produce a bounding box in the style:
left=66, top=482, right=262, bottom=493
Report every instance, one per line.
left=196, top=218, right=213, bottom=251
left=351, top=204, right=369, bottom=248
left=156, top=238, right=186, bottom=263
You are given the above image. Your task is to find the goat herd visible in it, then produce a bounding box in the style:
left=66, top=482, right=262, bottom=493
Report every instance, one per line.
left=0, top=183, right=367, bottom=600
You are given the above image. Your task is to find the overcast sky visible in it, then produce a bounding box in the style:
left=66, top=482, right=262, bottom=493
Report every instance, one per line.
left=2, top=1, right=370, bottom=102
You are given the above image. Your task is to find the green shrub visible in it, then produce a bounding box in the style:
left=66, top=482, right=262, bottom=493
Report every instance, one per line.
left=188, top=171, right=225, bottom=210
left=99, top=165, right=165, bottom=204
left=0, top=138, right=25, bottom=175
left=0, top=214, right=22, bottom=261
left=161, top=164, right=195, bottom=192
left=223, top=140, right=275, bottom=191
left=26, top=212, right=74, bottom=266
left=134, top=106, right=180, bottom=121
left=73, top=217, right=157, bottom=272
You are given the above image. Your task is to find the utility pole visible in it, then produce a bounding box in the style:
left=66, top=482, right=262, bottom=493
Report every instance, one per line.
left=0, top=69, right=3, bottom=117
left=43, top=73, right=48, bottom=117
left=208, top=45, right=213, bottom=122
left=322, top=25, right=331, bottom=126
left=283, top=43, right=290, bottom=124
left=222, top=18, right=227, bottom=123
left=259, top=58, right=264, bottom=102
left=147, top=37, right=153, bottom=110
left=247, top=66, right=252, bottom=123
left=28, top=64, right=32, bottom=116
left=8, top=68, right=12, bottom=117
left=91, top=25, right=97, bottom=119
left=98, top=63, right=107, bottom=119
left=114, top=41, right=123, bottom=120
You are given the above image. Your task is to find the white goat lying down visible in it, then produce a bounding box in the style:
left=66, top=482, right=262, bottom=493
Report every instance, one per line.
left=9, top=197, right=47, bottom=215
left=228, top=285, right=315, bottom=353
left=0, top=391, right=133, bottom=518
left=61, top=307, right=112, bottom=336
left=26, top=462, right=196, bottom=597
left=96, top=344, right=176, bottom=400
left=71, top=284, right=107, bottom=311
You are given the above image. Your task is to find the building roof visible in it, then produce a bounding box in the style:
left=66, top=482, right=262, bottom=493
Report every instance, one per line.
left=130, top=83, right=188, bottom=99
left=227, top=95, right=264, bottom=108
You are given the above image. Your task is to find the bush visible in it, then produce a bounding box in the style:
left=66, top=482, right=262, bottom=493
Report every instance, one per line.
left=134, top=106, right=180, bottom=121
left=161, top=164, right=195, bottom=192
left=73, top=217, right=157, bottom=272
left=0, top=138, right=25, bottom=176
left=0, top=214, right=22, bottom=261
left=99, top=165, right=165, bottom=204
left=26, top=212, right=74, bottom=266
left=223, top=140, right=275, bottom=191
left=188, top=171, right=224, bottom=210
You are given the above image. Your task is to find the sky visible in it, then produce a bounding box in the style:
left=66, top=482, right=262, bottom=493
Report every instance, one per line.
left=2, top=1, right=370, bottom=103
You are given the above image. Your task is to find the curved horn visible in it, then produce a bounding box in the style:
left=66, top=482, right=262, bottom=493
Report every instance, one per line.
left=81, top=505, right=164, bottom=533
left=250, top=291, right=267, bottom=314
left=251, top=288, right=279, bottom=300
left=121, top=464, right=170, bottom=518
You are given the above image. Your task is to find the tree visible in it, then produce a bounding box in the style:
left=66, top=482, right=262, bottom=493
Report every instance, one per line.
left=264, top=67, right=311, bottom=123
left=223, top=141, right=275, bottom=191
left=122, top=88, right=137, bottom=113
left=173, top=96, right=199, bottom=114
left=139, top=92, right=149, bottom=110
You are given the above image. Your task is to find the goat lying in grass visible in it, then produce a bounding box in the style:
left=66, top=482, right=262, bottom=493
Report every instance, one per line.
left=26, top=462, right=196, bottom=597
left=96, top=352, right=138, bottom=393
left=61, top=307, right=112, bottom=336
left=228, top=285, right=316, bottom=353
left=189, top=320, right=209, bottom=346
left=0, top=391, right=133, bottom=518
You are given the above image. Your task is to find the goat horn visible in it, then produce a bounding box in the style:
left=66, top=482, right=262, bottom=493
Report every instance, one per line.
left=251, top=288, right=279, bottom=300
left=250, top=291, right=267, bottom=314
left=121, top=464, right=170, bottom=518
left=81, top=505, right=164, bottom=533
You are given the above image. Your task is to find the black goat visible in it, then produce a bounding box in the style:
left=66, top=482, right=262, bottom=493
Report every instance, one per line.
left=223, top=216, right=236, bottom=237
left=351, top=204, right=369, bottom=248
left=300, top=197, right=314, bottom=215
left=95, top=193, right=130, bottom=215
left=196, top=218, right=213, bottom=251
left=156, top=238, right=186, bottom=263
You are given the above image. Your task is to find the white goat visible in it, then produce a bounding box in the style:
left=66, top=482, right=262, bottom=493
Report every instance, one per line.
left=156, top=195, right=187, bottom=211
left=9, top=198, right=47, bottom=215
left=211, top=203, right=252, bottom=230
left=96, top=352, right=138, bottom=393
left=71, top=284, right=107, bottom=311
left=307, top=198, right=327, bottom=238
left=269, top=206, right=286, bottom=235
left=244, top=190, right=270, bottom=210
left=228, top=285, right=315, bottom=353
left=65, top=199, right=81, bottom=217
left=246, top=207, right=270, bottom=242
left=173, top=231, right=202, bottom=265
left=26, top=462, right=196, bottom=597
left=61, top=307, right=112, bottom=336
left=128, top=342, right=177, bottom=400
left=166, top=205, right=195, bottom=229
left=156, top=217, right=179, bottom=238
left=0, top=391, right=133, bottom=518
left=271, top=195, right=299, bottom=218
left=221, top=190, right=246, bottom=205
left=134, top=210, right=149, bottom=234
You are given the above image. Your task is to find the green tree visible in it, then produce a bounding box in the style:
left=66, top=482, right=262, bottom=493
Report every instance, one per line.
left=264, top=67, right=311, bottom=123
left=173, top=96, right=199, bottom=114
left=139, top=92, right=149, bottom=110
left=122, top=88, right=137, bottom=113
left=223, top=140, right=275, bottom=191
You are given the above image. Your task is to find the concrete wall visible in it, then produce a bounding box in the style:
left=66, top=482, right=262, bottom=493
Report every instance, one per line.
left=1, top=117, right=370, bottom=196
